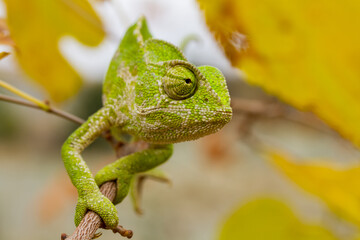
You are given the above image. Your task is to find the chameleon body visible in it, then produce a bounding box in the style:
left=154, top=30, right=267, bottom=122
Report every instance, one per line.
left=61, top=17, right=232, bottom=228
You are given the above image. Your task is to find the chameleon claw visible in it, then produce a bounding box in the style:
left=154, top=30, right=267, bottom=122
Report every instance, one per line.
left=92, top=232, right=103, bottom=239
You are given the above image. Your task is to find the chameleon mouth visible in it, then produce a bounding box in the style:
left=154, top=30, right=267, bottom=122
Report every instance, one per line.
left=216, top=109, right=233, bottom=123
left=216, top=108, right=232, bottom=114
left=137, top=106, right=233, bottom=115
left=215, top=107, right=233, bottom=117
left=135, top=105, right=232, bottom=144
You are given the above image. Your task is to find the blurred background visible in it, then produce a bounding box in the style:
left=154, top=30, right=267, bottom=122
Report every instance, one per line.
left=1, top=0, right=360, bottom=240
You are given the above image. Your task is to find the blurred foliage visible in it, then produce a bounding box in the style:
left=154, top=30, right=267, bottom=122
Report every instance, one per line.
left=198, top=0, right=360, bottom=239
left=270, top=152, right=360, bottom=229
left=218, top=198, right=338, bottom=240
left=70, top=83, right=103, bottom=120
left=3, top=0, right=105, bottom=102
left=0, top=18, right=14, bottom=47
left=0, top=102, right=18, bottom=139
left=0, top=52, right=9, bottom=60
left=0, top=85, right=18, bottom=139
left=197, top=0, right=360, bottom=147
left=0, top=18, right=12, bottom=59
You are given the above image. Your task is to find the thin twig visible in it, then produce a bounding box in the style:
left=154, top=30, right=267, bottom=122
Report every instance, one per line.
left=0, top=79, right=85, bottom=124
left=0, top=94, right=85, bottom=125
left=0, top=79, right=50, bottom=111
left=231, top=98, right=331, bottom=134
left=230, top=98, right=282, bottom=116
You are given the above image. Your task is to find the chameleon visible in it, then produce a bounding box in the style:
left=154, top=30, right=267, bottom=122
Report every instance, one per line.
left=61, top=16, right=232, bottom=229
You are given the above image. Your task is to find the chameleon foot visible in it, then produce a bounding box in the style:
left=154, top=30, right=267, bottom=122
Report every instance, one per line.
left=130, top=168, right=171, bottom=214
left=75, top=191, right=119, bottom=228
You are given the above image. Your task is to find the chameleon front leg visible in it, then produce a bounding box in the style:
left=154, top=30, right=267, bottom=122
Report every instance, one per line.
left=61, top=107, right=119, bottom=228
left=95, top=144, right=173, bottom=205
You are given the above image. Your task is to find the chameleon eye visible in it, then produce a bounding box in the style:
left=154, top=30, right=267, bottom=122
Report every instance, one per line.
left=163, top=65, right=197, bottom=100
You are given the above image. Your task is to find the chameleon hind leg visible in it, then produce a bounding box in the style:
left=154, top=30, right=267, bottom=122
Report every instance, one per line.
left=95, top=144, right=173, bottom=205
left=130, top=168, right=171, bottom=214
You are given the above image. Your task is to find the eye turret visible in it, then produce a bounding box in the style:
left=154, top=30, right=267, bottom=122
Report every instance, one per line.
left=163, top=65, right=197, bottom=100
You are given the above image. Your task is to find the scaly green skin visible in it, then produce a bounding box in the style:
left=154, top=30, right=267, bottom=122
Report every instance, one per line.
left=61, top=17, right=232, bottom=228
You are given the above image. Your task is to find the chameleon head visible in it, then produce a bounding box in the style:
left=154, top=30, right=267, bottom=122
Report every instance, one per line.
left=131, top=58, right=232, bottom=144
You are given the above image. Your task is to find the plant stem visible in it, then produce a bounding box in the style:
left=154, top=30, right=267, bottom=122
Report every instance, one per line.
left=0, top=79, right=50, bottom=111
left=0, top=93, right=85, bottom=125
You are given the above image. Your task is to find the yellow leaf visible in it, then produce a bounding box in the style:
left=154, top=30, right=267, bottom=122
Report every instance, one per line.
left=270, top=152, right=360, bottom=227
left=4, top=0, right=105, bottom=102
left=218, top=198, right=338, bottom=240
left=197, top=0, right=360, bottom=146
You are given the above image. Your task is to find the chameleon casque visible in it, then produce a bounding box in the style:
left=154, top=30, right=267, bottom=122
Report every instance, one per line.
left=61, top=17, right=232, bottom=229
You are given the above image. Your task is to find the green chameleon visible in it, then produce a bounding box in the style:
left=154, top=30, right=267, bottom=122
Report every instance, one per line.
left=61, top=17, right=232, bottom=229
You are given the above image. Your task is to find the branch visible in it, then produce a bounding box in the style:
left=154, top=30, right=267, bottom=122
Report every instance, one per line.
left=0, top=79, right=50, bottom=111
left=0, top=79, right=86, bottom=124
left=0, top=94, right=85, bottom=125
left=230, top=98, right=330, bottom=133
left=231, top=98, right=282, bottom=116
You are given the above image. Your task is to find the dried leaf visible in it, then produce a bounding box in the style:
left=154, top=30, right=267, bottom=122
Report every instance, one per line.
left=198, top=0, right=360, bottom=146
left=4, top=0, right=105, bottom=102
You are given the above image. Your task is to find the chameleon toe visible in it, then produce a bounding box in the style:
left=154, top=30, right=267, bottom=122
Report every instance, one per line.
left=74, top=198, right=87, bottom=226
left=86, top=194, right=119, bottom=229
